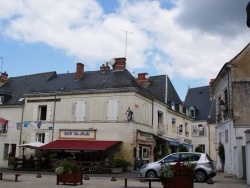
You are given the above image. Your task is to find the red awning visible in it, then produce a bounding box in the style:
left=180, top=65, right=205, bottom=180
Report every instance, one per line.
left=39, top=140, right=121, bottom=151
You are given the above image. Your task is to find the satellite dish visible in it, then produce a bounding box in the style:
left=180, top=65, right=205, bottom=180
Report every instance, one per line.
left=145, top=74, right=149, bottom=79
left=109, top=58, right=115, bottom=66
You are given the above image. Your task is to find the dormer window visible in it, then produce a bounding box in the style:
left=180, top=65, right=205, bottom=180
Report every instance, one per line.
left=0, top=96, right=3, bottom=104
left=189, top=106, right=198, bottom=118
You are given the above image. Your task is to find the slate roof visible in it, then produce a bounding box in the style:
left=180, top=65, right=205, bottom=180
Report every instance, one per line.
left=0, top=69, right=154, bottom=105
left=184, top=86, right=216, bottom=123
left=147, top=75, right=182, bottom=105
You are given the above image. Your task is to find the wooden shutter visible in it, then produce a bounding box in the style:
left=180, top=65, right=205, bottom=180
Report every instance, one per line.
left=44, top=133, right=50, bottom=144
left=46, top=105, right=52, bottom=121
left=75, top=101, right=86, bottom=121
left=30, top=132, right=36, bottom=142
left=107, top=99, right=118, bottom=120
left=32, top=105, right=38, bottom=121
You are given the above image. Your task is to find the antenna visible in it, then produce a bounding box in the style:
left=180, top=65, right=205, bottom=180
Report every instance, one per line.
left=0, top=57, right=3, bottom=73
left=120, top=29, right=133, bottom=58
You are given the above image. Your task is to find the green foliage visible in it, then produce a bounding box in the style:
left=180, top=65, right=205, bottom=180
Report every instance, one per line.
left=55, top=159, right=80, bottom=175
left=35, top=151, right=44, bottom=159
left=218, top=142, right=225, bottom=165
left=49, top=153, right=58, bottom=159
left=195, top=146, right=203, bottom=152
left=8, top=157, right=17, bottom=165
left=159, top=161, right=196, bottom=184
left=109, top=157, right=132, bottom=168
left=179, top=145, right=188, bottom=152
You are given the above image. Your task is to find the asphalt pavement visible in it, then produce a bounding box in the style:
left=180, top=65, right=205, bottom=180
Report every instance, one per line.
left=0, top=169, right=249, bottom=188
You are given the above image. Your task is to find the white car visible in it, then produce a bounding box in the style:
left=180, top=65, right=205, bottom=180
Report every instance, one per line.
left=139, top=152, right=216, bottom=182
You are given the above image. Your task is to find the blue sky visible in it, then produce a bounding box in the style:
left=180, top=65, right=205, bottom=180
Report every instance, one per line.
left=0, top=0, right=249, bottom=100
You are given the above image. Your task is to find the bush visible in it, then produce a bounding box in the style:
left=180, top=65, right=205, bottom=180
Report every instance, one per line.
left=195, top=146, right=203, bottom=152
left=218, top=142, right=225, bottom=165
left=55, top=159, right=80, bottom=175
left=109, top=157, right=132, bottom=168
left=179, top=145, right=188, bottom=152
left=8, top=157, right=17, bottom=165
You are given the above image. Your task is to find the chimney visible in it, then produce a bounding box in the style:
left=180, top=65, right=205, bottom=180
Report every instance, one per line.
left=209, top=78, right=215, bottom=98
left=112, top=58, right=126, bottom=71
left=0, top=72, right=8, bottom=85
left=100, top=62, right=110, bottom=71
left=76, top=63, right=84, bottom=80
left=137, top=73, right=149, bottom=87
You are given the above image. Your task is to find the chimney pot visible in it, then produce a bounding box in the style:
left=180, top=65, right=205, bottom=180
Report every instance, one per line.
left=0, top=72, right=8, bottom=85
left=137, top=73, right=149, bottom=87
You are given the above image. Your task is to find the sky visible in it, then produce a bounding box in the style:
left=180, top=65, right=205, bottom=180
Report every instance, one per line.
left=0, top=0, right=250, bottom=101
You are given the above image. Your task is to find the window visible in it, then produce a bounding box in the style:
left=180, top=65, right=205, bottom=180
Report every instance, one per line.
left=192, top=124, right=206, bottom=136
left=199, top=144, right=205, bottom=152
left=179, top=124, right=183, bottom=135
left=180, top=153, right=201, bottom=162
left=225, top=129, right=228, bottom=142
left=3, top=143, right=16, bottom=160
left=158, top=110, right=163, bottom=124
left=0, top=96, right=3, bottom=104
left=189, top=106, right=195, bottom=118
left=30, top=132, right=50, bottom=144
left=164, top=153, right=179, bottom=163
left=0, top=120, right=8, bottom=134
left=107, top=99, right=119, bottom=120
left=37, top=133, right=45, bottom=143
left=33, top=105, right=52, bottom=121
left=142, top=147, right=150, bottom=160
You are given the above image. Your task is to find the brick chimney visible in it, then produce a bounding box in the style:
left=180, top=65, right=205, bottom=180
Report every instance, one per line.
left=112, top=58, right=126, bottom=71
left=209, top=78, right=215, bottom=98
left=100, top=62, right=110, bottom=71
left=137, top=73, right=150, bottom=87
left=76, top=63, right=84, bottom=80
left=0, top=72, right=8, bottom=85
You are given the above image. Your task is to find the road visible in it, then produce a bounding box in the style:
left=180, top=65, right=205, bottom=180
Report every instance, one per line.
left=0, top=169, right=249, bottom=188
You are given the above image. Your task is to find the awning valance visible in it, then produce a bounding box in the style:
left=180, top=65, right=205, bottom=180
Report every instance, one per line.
left=39, top=140, right=121, bottom=152
left=154, top=135, right=179, bottom=146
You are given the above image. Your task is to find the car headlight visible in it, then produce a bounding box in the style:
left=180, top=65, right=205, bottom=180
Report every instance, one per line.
left=140, top=164, right=148, bottom=169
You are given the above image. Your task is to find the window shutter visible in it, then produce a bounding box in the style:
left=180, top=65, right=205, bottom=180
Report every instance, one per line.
left=44, top=133, right=50, bottom=144
left=33, top=105, right=38, bottom=121
left=107, top=99, right=118, bottom=120
left=75, top=101, right=86, bottom=121
left=46, top=105, right=52, bottom=121
left=30, top=132, right=36, bottom=142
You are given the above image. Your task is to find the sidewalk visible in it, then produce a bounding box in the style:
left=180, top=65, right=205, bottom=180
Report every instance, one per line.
left=0, top=171, right=249, bottom=188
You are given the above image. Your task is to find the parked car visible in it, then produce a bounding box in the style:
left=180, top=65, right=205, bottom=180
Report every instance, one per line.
left=139, top=152, right=216, bottom=182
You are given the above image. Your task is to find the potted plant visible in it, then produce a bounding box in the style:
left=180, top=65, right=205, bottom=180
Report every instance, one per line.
left=159, top=161, right=195, bottom=188
left=109, top=157, right=131, bottom=173
left=55, top=159, right=82, bottom=185
left=8, top=156, right=17, bottom=169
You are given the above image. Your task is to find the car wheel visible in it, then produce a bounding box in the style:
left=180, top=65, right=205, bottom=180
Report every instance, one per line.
left=146, top=170, right=158, bottom=178
left=195, top=170, right=207, bottom=182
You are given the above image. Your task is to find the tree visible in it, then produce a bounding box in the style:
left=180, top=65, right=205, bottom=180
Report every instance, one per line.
left=195, top=146, right=203, bottom=153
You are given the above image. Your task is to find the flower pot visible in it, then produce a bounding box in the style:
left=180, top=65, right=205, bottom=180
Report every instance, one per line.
left=162, top=176, right=194, bottom=188
left=56, top=171, right=83, bottom=186
left=110, top=167, right=123, bottom=174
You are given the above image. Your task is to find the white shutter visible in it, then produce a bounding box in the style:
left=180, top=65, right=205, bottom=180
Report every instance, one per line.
left=30, top=132, right=36, bottom=142
left=107, top=99, right=118, bottom=120
left=75, top=101, right=86, bottom=121
left=33, top=105, right=38, bottom=121
left=44, top=133, right=50, bottom=144
left=46, top=105, right=52, bottom=121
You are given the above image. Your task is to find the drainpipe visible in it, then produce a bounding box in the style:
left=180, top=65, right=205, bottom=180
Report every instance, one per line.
left=19, top=104, right=25, bottom=145
left=51, top=94, right=57, bottom=141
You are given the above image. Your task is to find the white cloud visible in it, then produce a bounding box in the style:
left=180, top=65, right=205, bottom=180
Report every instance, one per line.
left=0, top=0, right=249, bottom=84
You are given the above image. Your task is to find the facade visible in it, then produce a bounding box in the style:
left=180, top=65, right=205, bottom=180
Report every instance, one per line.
left=211, top=43, right=250, bottom=179
left=0, top=58, right=192, bottom=169
left=184, top=86, right=216, bottom=161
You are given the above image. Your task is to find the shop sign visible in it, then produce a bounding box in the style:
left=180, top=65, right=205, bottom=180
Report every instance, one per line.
left=138, top=131, right=153, bottom=141
left=60, top=129, right=95, bottom=139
